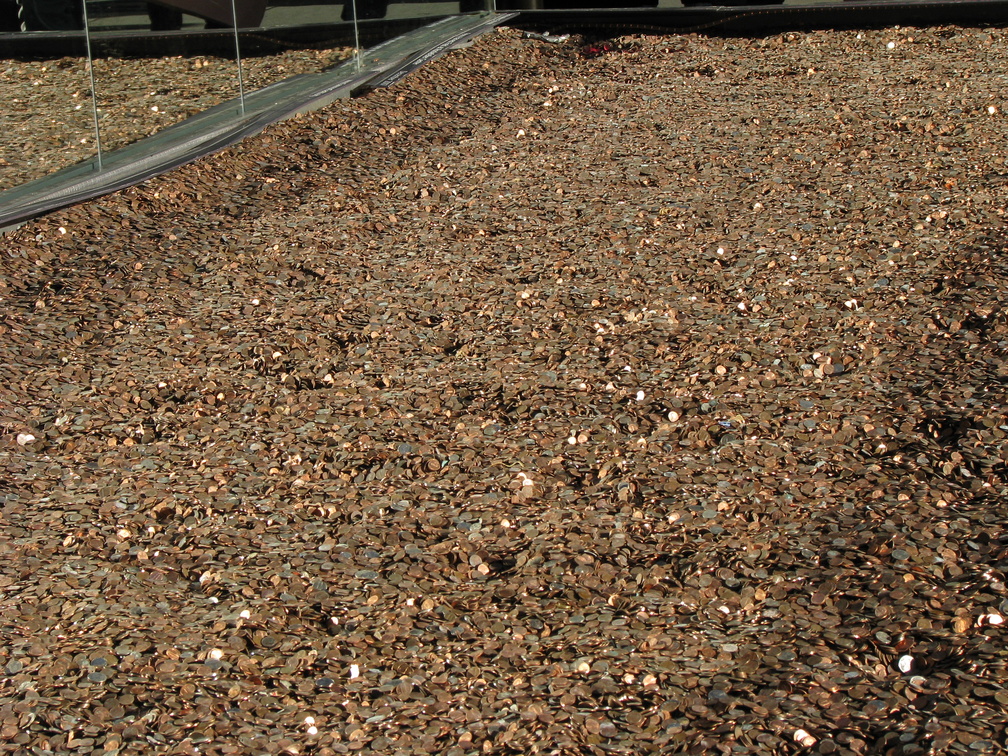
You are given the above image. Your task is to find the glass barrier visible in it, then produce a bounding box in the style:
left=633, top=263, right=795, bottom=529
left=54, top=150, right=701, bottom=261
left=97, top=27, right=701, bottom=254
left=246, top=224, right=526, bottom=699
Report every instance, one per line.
left=84, top=0, right=244, bottom=155
left=238, top=0, right=355, bottom=95
left=239, top=0, right=495, bottom=90
left=0, top=0, right=498, bottom=198
left=0, top=1, right=98, bottom=191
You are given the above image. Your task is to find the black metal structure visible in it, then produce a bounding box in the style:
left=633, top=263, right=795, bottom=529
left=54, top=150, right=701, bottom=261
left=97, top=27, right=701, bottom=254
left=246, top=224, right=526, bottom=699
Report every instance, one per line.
left=508, top=0, right=1008, bottom=36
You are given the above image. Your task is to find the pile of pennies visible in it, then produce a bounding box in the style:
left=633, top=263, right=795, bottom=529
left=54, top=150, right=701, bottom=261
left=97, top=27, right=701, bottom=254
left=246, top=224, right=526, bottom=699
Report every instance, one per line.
left=2, top=24, right=1006, bottom=756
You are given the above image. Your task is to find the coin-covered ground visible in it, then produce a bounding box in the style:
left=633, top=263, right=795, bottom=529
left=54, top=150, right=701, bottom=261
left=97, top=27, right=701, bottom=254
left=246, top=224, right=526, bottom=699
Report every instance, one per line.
left=2, top=24, right=1007, bottom=756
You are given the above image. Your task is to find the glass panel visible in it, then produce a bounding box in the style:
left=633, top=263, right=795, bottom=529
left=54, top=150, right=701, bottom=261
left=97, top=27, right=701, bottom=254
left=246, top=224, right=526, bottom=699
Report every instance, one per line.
left=236, top=1, right=355, bottom=93
left=85, top=0, right=244, bottom=156
left=0, top=1, right=98, bottom=191
left=349, top=0, right=496, bottom=62
left=238, top=0, right=496, bottom=91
